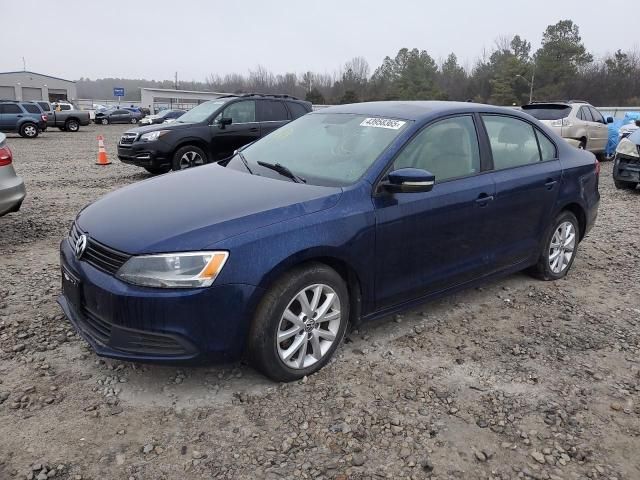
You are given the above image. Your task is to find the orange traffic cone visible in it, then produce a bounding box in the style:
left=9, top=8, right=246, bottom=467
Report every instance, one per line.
left=96, top=135, right=111, bottom=165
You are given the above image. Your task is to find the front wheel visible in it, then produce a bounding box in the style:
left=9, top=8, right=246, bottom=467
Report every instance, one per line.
left=171, top=145, right=207, bottom=171
left=19, top=123, right=39, bottom=138
left=100, top=118, right=109, bottom=125
left=130, top=118, right=138, bottom=124
left=528, top=211, right=579, bottom=281
left=248, top=263, right=349, bottom=382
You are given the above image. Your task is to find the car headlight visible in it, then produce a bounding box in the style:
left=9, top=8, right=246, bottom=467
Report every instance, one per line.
left=116, top=251, right=229, bottom=288
left=616, top=138, right=639, bottom=158
left=140, top=130, right=169, bottom=141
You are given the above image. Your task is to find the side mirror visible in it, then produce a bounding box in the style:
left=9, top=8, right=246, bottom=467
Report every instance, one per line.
left=218, top=117, right=232, bottom=129
left=606, top=116, right=614, bottom=124
left=381, top=168, right=435, bottom=194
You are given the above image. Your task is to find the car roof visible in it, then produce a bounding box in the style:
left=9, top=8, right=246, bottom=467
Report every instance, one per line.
left=314, top=101, right=521, bottom=121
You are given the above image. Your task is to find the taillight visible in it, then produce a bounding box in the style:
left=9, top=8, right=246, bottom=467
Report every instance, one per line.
left=42, top=114, right=48, bottom=121
left=0, top=145, right=12, bottom=167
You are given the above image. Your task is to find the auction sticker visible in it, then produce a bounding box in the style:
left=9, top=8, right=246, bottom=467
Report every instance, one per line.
left=360, top=117, right=406, bottom=130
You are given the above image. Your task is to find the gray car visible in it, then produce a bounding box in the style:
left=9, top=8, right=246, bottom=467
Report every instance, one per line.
left=0, top=132, right=26, bottom=216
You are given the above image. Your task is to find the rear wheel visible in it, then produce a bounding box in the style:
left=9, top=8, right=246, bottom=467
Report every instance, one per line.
left=578, top=139, right=587, bottom=150
left=248, top=263, right=349, bottom=382
left=19, top=123, right=39, bottom=138
left=65, top=119, right=80, bottom=132
left=614, top=178, right=638, bottom=190
left=171, top=145, right=207, bottom=171
left=529, top=211, right=579, bottom=281
left=144, top=166, right=171, bottom=175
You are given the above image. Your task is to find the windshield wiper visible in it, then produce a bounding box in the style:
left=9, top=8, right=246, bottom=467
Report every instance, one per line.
left=257, top=161, right=306, bottom=183
left=236, top=151, right=253, bottom=174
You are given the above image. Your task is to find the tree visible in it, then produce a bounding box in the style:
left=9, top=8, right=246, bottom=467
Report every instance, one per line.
left=438, top=53, right=468, bottom=100
left=305, top=88, right=325, bottom=105
left=339, top=90, right=359, bottom=104
left=534, top=20, right=593, bottom=99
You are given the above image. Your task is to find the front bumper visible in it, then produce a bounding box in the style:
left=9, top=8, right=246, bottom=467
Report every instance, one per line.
left=0, top=173, right=26, bottom=216
left=613, top=153, right=640, bottom=184
left=117, top=142, right=171, bottom=168
left=58, top=238, right=263, bottom=364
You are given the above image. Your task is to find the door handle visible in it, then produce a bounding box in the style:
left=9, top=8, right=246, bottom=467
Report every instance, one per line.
left=249, top=127, right=258, bottom=132
left=475, top=194, right=494, bottom=206
left=544, top=178, right=557, bottom=189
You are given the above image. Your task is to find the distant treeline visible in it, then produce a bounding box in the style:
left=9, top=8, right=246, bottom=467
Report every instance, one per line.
left=76, top=20, right=640, bottom=107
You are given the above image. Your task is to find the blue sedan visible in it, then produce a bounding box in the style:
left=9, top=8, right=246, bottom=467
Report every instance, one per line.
left=58, top=101, right=600, bottom=381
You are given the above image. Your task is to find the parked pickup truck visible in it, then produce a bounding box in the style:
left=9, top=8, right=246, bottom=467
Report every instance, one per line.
left=36, top=101, right=90, bottom=132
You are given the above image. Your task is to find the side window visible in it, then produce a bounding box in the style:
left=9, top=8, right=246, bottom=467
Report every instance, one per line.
left=22, top=104, right=41, bottom=114
left=536, top=130, right=557, bottom=161
left=60, top=104, right=71, bottom=111
left=286, top=101, right=308, bottom=119
left=258, top=100, right=289, bottom=122
left=589, top=107, right=604, bottom=124
left=223, top=101, right=256, bottom=123
left=580, top=106, right=593, bottom=122
left=394, top=116, right=481, bottom=182
left=1, top=104, right=22, bottom=114
left=483, top=115, right=541, bottom=169
left=38, top=102, right=50, bottom=112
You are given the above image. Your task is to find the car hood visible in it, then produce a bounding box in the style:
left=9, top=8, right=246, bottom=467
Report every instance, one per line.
left=627, top=129, right=640, bottom=144
left=76, top=164, right=342, bottom=254
left=124, top=121, right=198, bottom=135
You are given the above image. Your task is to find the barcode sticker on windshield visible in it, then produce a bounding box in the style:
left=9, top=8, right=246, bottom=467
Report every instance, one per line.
left=360, top=118, right=406, bottom=130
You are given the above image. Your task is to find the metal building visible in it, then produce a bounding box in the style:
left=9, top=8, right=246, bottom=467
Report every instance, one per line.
left=140, top=88, right=230, bottom=113
left=0, top=71, right=77, bottom=102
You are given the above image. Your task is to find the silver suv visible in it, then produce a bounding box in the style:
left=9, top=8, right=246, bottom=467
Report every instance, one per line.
left=0, top=132, right=26, bottom=216
left=522, top=101, right=610, bottom=155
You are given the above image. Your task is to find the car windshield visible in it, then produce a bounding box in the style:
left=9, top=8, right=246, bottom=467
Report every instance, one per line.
left=522, top=105, right=572, bottom=120
left=175, top=100, right=226, bottom=123
left=236, top=113, right=411, bottom=187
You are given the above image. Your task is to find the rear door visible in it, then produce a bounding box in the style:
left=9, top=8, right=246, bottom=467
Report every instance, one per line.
left=482, top=114, right=562, bottom=270
left=211, top=100, right=260, bottom=160
left=588, top=106, right=608, bottom=152
left=257, top=100, right=290, bottom=136
left=0, top=103, right=23, bottom=130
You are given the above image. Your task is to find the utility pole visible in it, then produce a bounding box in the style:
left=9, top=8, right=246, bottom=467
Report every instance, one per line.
left=174, top=72, right=178, bottom=90
left=22, top=57, right=26, bottom=71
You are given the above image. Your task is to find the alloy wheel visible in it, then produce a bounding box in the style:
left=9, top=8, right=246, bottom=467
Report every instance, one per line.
left=67, top=121, right=79, bottom=131
left=276, top=284, right=342, bottom=370
left=179, top=151, right=204, bottom=169
left=24, top=125, right=37, bottom=137
left=548, top=221, right=576, bottom=274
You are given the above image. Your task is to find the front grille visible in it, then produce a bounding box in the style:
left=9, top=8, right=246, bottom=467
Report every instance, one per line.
left=79, top=306, right=190, bottom=356
left=119, top=132, right=138, bottom=145
left=69, top=223, right=131, bottom=275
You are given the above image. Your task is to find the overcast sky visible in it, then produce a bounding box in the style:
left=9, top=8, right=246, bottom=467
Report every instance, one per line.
left=1, top=0, right=637, bottom=82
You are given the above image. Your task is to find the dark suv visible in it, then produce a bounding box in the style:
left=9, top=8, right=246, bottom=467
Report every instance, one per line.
left=117, top=94, right=312, bottom=174
left=0, top=100, right=47, bottom=138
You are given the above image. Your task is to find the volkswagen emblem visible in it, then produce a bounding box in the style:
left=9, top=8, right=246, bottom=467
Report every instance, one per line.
left=75, top=234, right=88, bottom=259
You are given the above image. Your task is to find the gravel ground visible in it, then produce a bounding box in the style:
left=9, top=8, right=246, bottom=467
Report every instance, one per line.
left=1, top=124, right=639, bottom=480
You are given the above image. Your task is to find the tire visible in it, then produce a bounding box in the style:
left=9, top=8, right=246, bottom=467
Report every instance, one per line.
left=130, top=118, right=138, bottom=124
left=65, top=119, right=80, bottom=132
left=171, top=145, right=207, bottom=171
left=614, top=179, right=638, bottom=190
left=247, top=262, right=350, bottom=382
left=578, top=139, right=586, bottom=150
left=100, top=118, right=109, bottom=125
left=528, top=211, right=580, bottom=281
left=19, top=123, right=39, bottom=138
left=144, top=166, right=171, bottom=175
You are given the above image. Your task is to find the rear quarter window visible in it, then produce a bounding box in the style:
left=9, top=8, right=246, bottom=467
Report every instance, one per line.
left=22, top=104, right=42, bottom=114
left=286, top=101, right=309, bottom=119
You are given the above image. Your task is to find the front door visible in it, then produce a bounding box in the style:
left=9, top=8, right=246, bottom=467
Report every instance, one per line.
left=211, top=100, right=260, bottom=160
left=374, top=115, right=496, bottom=309
left=481, top=114, right=562, bottom=270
